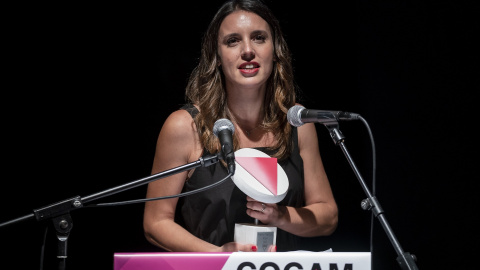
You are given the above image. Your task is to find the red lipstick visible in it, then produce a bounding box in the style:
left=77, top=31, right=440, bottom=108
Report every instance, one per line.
left=238, top=61, right=260, bottom=76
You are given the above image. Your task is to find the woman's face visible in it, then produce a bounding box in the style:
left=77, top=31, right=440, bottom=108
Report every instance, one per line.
left=217, top=10, right=274, bottom=90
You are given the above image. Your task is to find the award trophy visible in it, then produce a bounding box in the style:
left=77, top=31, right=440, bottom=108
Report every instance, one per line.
left=231, top=148, right=289, bottom=252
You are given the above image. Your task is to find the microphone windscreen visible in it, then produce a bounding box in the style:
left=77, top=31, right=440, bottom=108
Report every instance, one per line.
left=287, top=105, right=305, bottom=127
left=213, top=118, right=235, bottom=136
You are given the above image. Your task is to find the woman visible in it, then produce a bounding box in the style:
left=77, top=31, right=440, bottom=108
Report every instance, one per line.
left=143, top=0, right=338, bottom=252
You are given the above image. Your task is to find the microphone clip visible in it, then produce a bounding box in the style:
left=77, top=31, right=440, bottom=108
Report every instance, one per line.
left=199, top=154, right=222, bottom=168
left=325, top=123, right=346, bottom=145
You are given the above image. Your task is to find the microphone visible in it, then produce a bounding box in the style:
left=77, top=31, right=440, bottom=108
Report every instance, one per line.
left=287, top=105, right=360, bottom=127
left=213, top=118, right=236, bottom=174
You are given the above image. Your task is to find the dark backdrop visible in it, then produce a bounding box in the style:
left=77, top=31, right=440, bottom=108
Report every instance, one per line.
left=1, top=1, right=477, bottom=269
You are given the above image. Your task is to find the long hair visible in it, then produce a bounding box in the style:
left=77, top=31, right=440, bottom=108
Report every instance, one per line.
left=185, top=0, right=296, bottom=160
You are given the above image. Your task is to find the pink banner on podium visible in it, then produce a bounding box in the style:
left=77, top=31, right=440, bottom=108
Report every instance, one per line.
left=114, top=252, right=231, bottom=270
left=114, top=252, right=371, bottom=270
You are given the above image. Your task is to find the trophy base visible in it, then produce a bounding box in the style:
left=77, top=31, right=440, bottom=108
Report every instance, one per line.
left=234, top=223, right=277, bottom=252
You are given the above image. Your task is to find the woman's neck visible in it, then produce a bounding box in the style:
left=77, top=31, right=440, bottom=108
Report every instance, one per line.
left=227, top=98, right=264, bottom=128
left=226, top=84, right=266, bottom=126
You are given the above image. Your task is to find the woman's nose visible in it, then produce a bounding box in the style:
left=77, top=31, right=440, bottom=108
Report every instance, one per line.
left=241, top=43, right=255, bottom=61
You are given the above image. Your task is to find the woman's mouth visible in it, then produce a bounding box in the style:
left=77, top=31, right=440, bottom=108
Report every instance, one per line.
left=239, top=62, right=260, bottom=76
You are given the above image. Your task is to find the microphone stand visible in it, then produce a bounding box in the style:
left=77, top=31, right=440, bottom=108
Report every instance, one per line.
left=0, top=154, right=221, bottom=270
left=323, top=121, right=418, bottom=270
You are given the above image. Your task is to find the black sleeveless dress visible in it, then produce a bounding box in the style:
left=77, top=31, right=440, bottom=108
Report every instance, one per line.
left=175, top=104, right=306, bottom=251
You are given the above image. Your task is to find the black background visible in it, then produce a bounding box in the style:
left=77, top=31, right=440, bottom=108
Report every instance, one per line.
left=1, top=1, right=478, bottom=269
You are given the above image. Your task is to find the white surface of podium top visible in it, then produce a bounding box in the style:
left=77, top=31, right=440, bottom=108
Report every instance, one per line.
left=114, top=251, right=371, bottom=270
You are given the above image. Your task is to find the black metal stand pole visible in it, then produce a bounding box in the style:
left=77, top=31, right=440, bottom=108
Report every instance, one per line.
left=0, top=154, right=221, bottom=269
left=324, top=122, right=418, bottom=270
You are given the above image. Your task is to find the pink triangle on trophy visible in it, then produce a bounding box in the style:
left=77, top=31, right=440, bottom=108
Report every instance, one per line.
left=235, top=156, right=278, bottom=195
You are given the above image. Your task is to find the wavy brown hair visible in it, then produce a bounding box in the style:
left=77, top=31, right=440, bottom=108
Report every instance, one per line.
left=185, top=0, right=296, bottom=160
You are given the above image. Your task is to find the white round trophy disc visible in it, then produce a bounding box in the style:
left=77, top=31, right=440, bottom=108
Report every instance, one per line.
left=231, top=148, right=289, bottom=203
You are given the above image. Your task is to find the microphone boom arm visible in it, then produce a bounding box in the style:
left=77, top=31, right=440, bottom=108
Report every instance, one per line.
left=324, top=121, right=419, bottom=270
left=0, top=153, right=222, bottom=270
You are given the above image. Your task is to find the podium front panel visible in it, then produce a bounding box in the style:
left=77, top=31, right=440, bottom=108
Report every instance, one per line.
left=114, top=252, right=371, bottom=270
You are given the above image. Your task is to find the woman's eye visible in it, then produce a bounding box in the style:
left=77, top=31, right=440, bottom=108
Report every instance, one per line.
left=227, top=38, right=239, bottom=46
left=253, top=35, right=266, bottom=43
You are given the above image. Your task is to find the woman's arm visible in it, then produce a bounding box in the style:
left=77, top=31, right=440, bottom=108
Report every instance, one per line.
left=143, top=109, right=217, bottom=251
left=143, top=109, right=257, bottom=252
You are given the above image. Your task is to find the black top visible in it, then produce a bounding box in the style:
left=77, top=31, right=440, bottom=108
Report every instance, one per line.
left=175, top=104, right=306, bottom=251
